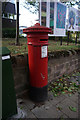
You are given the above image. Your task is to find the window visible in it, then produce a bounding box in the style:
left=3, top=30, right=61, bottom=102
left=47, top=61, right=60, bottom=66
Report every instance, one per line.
left=41, top=2, right=47, bottom=26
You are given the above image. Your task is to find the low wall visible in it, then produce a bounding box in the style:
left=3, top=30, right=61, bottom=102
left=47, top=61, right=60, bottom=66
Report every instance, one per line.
left=11, top=54, right=29, bottom=97
left=48, top=50, right=80, bottom=83
left=11, top=49, right=80, bottom=97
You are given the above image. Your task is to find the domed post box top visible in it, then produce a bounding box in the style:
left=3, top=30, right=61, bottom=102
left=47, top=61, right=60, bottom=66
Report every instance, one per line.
left=23, top=23, right=52, bottom=46
left=23, top=23, right=52, bottom=34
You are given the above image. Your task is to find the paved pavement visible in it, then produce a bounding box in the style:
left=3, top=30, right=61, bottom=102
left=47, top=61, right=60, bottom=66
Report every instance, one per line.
left=9, top=91, right=79, bottom=119
left=9, top=72, right=80, bottom=119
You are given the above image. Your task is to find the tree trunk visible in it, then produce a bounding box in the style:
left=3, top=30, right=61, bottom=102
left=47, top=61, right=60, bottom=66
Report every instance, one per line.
left=16, top=1, right=19, bottom=45
left=60, top=37, right=62, bottom=46
left=67, top=31, right=70, bottom=45
left=75, top=32, right=78, bottom=45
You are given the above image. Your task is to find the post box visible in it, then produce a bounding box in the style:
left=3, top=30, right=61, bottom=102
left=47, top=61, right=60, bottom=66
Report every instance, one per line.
left=23, top=23, right=52, bottom=102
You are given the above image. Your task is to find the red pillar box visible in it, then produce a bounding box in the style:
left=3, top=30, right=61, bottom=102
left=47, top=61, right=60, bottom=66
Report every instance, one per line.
left=23, top=23, right=52, bottom=102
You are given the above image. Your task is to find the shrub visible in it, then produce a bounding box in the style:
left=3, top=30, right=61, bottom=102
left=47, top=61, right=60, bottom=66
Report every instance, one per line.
left=2, top=28, right=16, bottom=38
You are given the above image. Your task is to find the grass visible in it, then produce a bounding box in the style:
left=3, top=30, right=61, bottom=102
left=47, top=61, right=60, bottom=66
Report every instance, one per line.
left=48, top=40, right=80, bottom=52
left=2, top=38, right=28, bottom=56
left=2, top=38, right=80, bottom=56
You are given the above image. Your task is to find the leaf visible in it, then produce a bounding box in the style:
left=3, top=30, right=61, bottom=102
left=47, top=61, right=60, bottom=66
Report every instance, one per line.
left=68, top=88, right=72, bottom=92
left=49, top=86, right=52, bottom=88
left=62, top=91, right=66, bottom=94
left=51, top=89, right=55, bottom=93
left=55, top=86, right=58, bottom=89
left=53, top=88, right=58, bottom=92
left=68, top=94, right=72, bottom=97
left=54, top=94, right=58, bottom=97
left=70, top=86, right=75, bottom=90
left=64, top=83, right=67, bottom=86
left=54, top=82, right=57, bottom=86
left=58, top=83, right=61, bottom=86
left=67, top=76, right=70, bottom=79
left=57, top=106, right=62, bottom=110
left=63, top=74, right=67, bottom=77
left=57, top=79, right=59, bottom=81
left=74, top=83, right=77, bottom=87
left=59, top=78, right=63, bottom=81
left=61, top=83, right=63, bottom=87
left=20, top=106, right=23, bottom=109
left=69, top=106, right=77, bottom=112
left=72, top=74, right=76, bottom=77
left=69, top=82, right=72, bottom=85
left=15, top=51, right=18, bottom=53
left=64, top=87, right=68, bottom=90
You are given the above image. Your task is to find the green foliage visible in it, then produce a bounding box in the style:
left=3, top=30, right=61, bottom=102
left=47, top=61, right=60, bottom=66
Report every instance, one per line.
left=2, top=28, right=16, bottom=38
left=69, top=106, right=77, bottom=112
left=24, top=0, right=39, bottom=14
left=24, top=0, right=80, bottom=14
left=19, top=35, right=25, bottom=38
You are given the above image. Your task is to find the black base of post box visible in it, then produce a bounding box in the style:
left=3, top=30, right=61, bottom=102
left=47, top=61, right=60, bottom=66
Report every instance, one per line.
left=29, top=85, right=48, bottom=102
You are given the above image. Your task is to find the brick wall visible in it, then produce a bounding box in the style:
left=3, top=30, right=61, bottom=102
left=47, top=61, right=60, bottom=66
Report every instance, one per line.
left=12, top=54, right=29, bottom=97
left=48, top=50, right=80, bottom=83
left=11, top=49, right=80, bottom=97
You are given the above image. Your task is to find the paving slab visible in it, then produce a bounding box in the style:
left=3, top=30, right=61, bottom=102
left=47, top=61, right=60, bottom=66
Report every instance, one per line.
left=59, top=114, right=69, bottom=119
left=48, top=92, right=67, bottom=106
left=16, top=91, right=79, bottom=119
left=25, top=113, right=37, bottom=119
left=20, top=95, right=35, bottom=110
left=31, top=105, right=63, bottom=118
left=64, top=92, right=79, bottom=104
left=56, top=97, right=78, bottom=118
left=78, top=92, right=80, bottom=105
left=17, top=98, right=37, bottom=118
left=17, top=95, right=35, bottom=108
left=78, top=93, right=80, bottom=118
left=9, top=91, right=79, bottom=119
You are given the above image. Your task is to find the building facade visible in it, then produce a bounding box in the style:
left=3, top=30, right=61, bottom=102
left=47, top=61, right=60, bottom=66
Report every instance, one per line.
left=2, top=2, right=16, bottom=29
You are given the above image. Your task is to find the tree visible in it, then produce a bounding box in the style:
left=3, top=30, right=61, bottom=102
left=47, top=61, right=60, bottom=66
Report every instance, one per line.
left=76, top=1, right=80, bottom=9
left=24, top=0, right=80, bottom=14
left=23, top=0, right=39, bottom=14
left=60, top=0, right=80, bottom=8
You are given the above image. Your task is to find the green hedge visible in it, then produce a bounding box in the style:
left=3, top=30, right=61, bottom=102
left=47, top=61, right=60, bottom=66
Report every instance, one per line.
left=2, top=28, right=16, bottom=38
